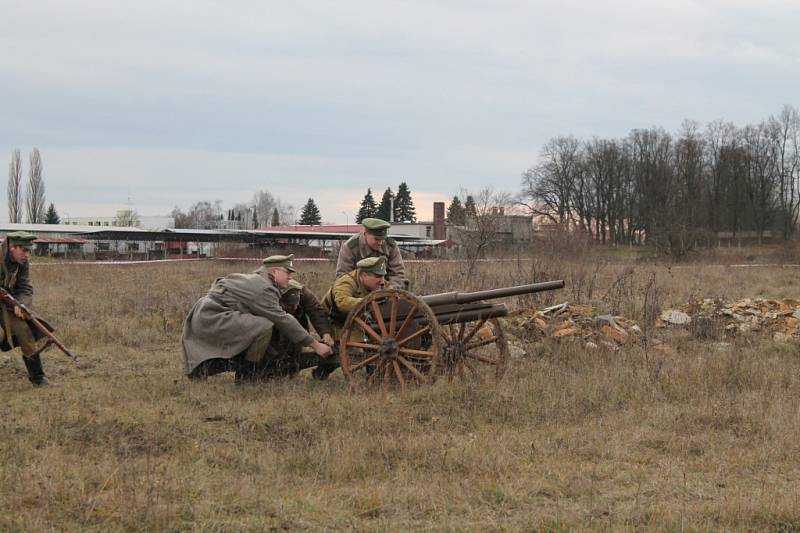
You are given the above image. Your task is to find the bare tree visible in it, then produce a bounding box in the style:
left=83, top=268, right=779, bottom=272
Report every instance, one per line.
left=7, top=149, right=23, bottom=223
left=520, top=136, right=582, bottom=227
left=252, top=189, right=293, bottom=230
left=25, top=148, right=46, bottom=223
left=452, top=188, right=512, bottom=276
left=703, top=120, right=738, bottom=235
left=115, top=209, right=141, bottom=228
left=741, top=122, right=778, bottom=242
left=768, top=104, right=800, bottom=239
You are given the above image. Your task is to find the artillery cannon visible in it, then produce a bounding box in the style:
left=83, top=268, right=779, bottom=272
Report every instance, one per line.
left=339, top=280, right=565, bottom=390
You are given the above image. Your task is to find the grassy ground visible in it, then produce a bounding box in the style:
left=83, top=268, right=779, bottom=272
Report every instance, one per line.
left=1, top=255, right=800, bottom=531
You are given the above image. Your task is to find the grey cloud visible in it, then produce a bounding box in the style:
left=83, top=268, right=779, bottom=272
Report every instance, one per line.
left=1, top=0, right=798, bottom=221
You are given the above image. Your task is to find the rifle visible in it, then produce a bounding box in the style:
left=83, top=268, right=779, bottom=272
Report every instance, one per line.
left=0, top=286, right=77, bottom=361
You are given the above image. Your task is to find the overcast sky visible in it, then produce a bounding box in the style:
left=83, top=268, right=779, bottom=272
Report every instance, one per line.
left=2, top=0, right=798, bottom=223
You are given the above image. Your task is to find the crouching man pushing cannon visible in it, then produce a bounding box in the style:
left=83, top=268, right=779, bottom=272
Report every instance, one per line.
left=265, top=279, right=335, bottom=377
left=182, top=254, right=333, bottom=384
left=315, top=256, right=388, bottom=380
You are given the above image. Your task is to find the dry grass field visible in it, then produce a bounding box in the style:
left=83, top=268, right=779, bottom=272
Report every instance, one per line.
left=2, top=247, right=800, bottom=531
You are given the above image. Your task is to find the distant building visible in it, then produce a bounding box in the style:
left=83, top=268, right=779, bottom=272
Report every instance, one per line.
left=61, top=213, right=174, bottom=230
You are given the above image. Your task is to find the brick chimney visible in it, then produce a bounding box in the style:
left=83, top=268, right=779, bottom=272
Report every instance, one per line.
left=433, top=202, right=445, bottom=240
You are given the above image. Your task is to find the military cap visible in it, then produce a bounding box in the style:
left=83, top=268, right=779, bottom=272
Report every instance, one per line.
left=357, top=256, right=387, bottom=276
left=362, top=218, right=391, bottom=240
left=262, top=254, right=296, bottom=272
left=5, top=231, right=37, bottom=247
left=281, top=279, right=303, bottom=306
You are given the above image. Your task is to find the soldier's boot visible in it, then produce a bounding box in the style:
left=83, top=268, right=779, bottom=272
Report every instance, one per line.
left=22, top=353, right=48, bottom=387
left=312, top=362, right=339, bottom=381
left=233, top=358, right=261, bottom=385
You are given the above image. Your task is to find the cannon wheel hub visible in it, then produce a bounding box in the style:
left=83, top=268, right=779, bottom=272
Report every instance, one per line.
left=379, top=337, right=399, bottom=359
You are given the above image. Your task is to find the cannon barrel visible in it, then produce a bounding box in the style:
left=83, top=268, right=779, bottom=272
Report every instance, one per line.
left=421, top=279, right=565, bottom=307
left=434, top=303, right=508, bottom=326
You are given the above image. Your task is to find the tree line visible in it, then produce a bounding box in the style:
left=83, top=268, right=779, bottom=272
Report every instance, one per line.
left=520, top=105, right=800, bottom=255
left=356, top=182, right=416, bottom=223
left=7, top=147, right=60, bottom=224
left=171, top=190, right=297, bottom=230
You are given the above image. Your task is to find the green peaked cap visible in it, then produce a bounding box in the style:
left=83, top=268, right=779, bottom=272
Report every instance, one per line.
left=357, top=256, right=387, bottom=276
left=262, top=254, right=296, bottom=272
left=361, top=218, right=390, bottom=240
left=5, top=231, right=36, bottom=246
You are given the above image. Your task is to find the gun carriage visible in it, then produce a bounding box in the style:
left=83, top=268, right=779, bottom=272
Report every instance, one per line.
left=339, top=280, right=565, bottom=390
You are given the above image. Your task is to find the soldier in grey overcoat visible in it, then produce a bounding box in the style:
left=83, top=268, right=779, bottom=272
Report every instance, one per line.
left=182, top=254, right=333, bottom=383
left=335, top=218, right=407, bottom=289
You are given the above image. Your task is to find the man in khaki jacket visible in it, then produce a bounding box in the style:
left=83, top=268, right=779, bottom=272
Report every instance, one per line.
left=316, top=256, right=387, bottom=380
left=182, top=254, right=333, bottom=383
left=335, top=218, right=407, bottom=289
left=0, top=231, right=48, bottom=386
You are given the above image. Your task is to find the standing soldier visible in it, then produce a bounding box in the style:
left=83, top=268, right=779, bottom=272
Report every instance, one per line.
left=0, top=231, right=48, bottom=386
left=317, top=256, right=387, bottom=380
left=336, top=218, right=407, bottom=289
left=182, top=254, right=333, bottom=383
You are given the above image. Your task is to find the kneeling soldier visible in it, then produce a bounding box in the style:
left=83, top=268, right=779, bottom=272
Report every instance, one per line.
left=1, top=231, right=48, bottom=386
left=269, top=280, right=335, bottom=376
left=317, top=256, right=387, bottom=380
left=182, top=254, right=333, bottom=383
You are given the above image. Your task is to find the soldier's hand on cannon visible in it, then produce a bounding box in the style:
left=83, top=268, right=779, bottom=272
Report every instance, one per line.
left=312, top=340, right=333, bottom=358
left=322, top=333, right=334, bottom=347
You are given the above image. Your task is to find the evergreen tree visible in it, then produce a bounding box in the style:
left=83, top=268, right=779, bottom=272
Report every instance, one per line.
left=464, top=195, right=477, bottom=217
left=356, top=188, right=378, bottom=223
left=271, top=207, right=280, bottom=226
left=299, top=198, right=322, bottom=225
left=447, top=196, right=466, bottom=225
left=252, top=209, right=259, bottom=229
left=44, top=203, right=60, bottom=224
left=376, top=187, right=395, bottom=222
left=394, top=182, right=416, bottom=222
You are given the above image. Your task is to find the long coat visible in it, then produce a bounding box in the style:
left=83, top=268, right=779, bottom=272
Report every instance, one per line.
left=0, top=239, right=46, bottom=352
left=335, top=232, right=406, bottom=289
left=181, top=271, right=314, bottom=374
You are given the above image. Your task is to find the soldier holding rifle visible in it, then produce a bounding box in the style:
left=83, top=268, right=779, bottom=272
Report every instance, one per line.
left=0, top=231, right=49, bottom=386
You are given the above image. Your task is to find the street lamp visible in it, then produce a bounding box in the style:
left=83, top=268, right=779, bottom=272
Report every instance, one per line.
left=294, top=206, right=302, bottom=232
left=341, top=211, right=349, bottom=229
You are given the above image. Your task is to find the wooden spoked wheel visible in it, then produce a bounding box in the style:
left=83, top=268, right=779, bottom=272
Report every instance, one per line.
left=438, top=317, right=508, bottom=381
left=340, top=289, right=440, bottom=391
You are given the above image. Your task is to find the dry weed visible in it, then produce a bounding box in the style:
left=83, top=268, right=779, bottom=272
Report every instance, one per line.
left=0, top=258, right=799, bottom=530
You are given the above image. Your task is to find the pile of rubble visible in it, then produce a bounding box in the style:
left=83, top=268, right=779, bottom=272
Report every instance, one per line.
left=661, top=297, right=800, bottom=342
left=507, top=297, right=800, bottom=349
left=507, top=303, right=643, bottom=350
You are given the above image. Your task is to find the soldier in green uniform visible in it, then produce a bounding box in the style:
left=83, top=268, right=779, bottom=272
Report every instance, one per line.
left=316, top=256, right=387, bottom=380
left=336, top=218, right=407, bottom=289
left=280, top=280, right=334, bottom=347
left=182, top=254, right=333, bottom=383
left=268, top=280, right=335, bottom=376
left=0, top=231, right=48, bottom=386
